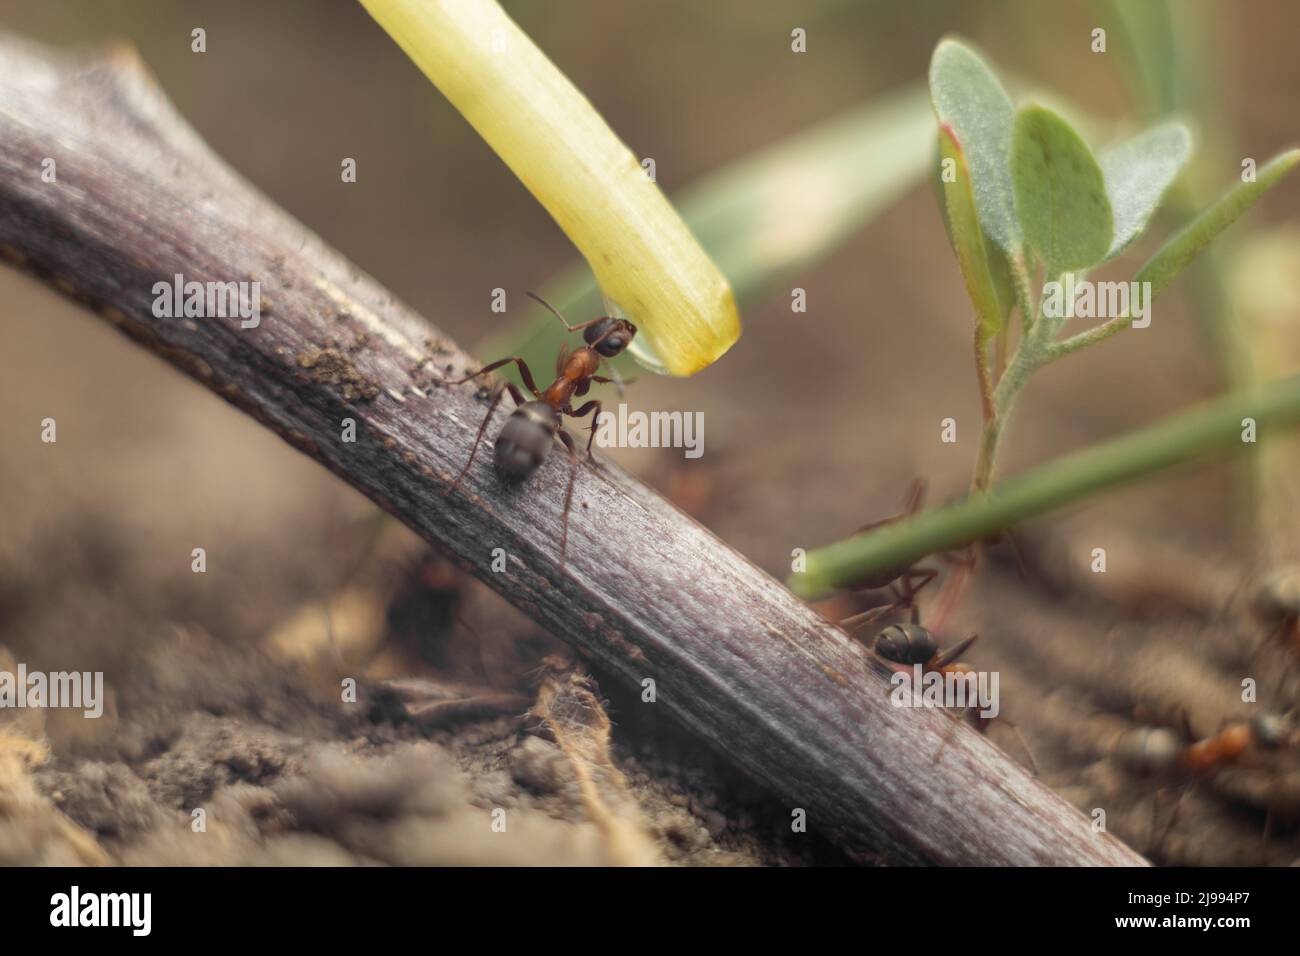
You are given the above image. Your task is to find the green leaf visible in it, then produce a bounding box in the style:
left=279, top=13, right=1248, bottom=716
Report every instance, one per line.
left=1091, top=0, right=1199, bottom=119
left=1011, top=105, right=1114, bottom=273
left=481, top=84, right=935, bottom=378
left=1101, top=122, right=1191, bottom=259
left=1136, top=148, right=1300, bottom=298
left=937, top=125, right=1008, bottom=347
left=929, top=37, right=1021, bottom=255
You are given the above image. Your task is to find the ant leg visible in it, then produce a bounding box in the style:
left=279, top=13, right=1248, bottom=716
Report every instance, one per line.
left=1151, top=784, right=1192, bottom=859
left=1000, top=528, right=1036, bottom=582
left=930, top=634, right=978, bottom=670
left=446, top=382, right=525, bottom=495
left=930, top=711, right=963, bottom=765
left=897, top=567, right=938, bottom=610
left=853, top=478, right=928, bottom=536
left=556, top=429, right=581, bottom=570
left=931, top=545, right=978, bottom=633
left=901, top=478, right=927, bottom=517
left=442, top=356, right=543, bottom=398
left=567, top=400, right=604, bottom=459
left=589, top=374, right=625, bottom=399
left=841, top=486, right=936, bottom=633
left=998, top=719, right=1040, bottom=777
left=841, top=568, right=936, bottom=632
left=839, top=602, right=896, bottom=634
left=594, top=361, right=638, bottom=396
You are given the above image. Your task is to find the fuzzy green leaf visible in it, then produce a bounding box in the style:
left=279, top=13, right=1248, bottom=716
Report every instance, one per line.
left=937, top=125, right=1008, bottom=346
left=1136, top=148, right=1300, bottom=298
left=1012, top=105, right=1113, bottom=273
left=929, top=38, right=1021, bottom=255
left=1101, top=122, right=1191, bottom=259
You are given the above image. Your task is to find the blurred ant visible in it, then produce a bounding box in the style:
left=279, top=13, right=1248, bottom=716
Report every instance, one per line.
left=868, top=621, right=986, bottom=725
left=1113, top=711, right=1297, bottom=857
left=1250, top=566, right=1300, bottom=655
left=870, top=621, right=980, bottom=683
left=1114, top=711, right=1296, bottom=776
left=440, top=292, right=636, bottom=566
left=860, top=613, right=1037, bottom=772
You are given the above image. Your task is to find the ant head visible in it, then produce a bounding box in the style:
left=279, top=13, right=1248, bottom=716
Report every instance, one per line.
left=584, top=317, right=637, bottom=358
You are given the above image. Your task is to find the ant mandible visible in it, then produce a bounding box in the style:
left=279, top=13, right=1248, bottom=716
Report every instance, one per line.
left=440, top=292, right=637, bottom=566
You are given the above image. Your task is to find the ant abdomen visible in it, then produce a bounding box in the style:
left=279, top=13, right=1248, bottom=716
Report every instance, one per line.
left=1112, top=727, right=1182, bottom=775
left=493, top=401, right=559, bottom=482
left=873, top=623, right=940, bottom=665
left=1253, top=566, right=1300, bottom=622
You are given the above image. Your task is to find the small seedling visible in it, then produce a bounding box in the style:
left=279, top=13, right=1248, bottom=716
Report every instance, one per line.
left=791, top=37, right=1299, bottom=599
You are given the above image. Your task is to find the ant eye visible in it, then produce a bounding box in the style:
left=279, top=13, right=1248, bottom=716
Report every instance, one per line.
left=595, top=333, right=628, bottom=357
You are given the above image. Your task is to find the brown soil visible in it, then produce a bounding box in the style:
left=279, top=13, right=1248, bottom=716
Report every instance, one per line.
left=3, top=0, right=1300, bottom=866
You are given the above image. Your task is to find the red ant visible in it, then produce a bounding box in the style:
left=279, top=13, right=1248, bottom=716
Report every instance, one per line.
left=861, top=613, right=1037, bottom=772
left=1112, top=712, right=1297, bottom=857
left=440, top=292, right=636, bottom=566
left=1114, top=712, right=1296, bottom=776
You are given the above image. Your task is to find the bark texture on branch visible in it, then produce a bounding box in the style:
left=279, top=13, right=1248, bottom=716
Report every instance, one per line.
left=0, top=34, right=1145, bottom=865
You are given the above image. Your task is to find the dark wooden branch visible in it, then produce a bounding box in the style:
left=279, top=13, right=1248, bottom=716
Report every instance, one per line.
left=0, top=33, right=1145, bottom=865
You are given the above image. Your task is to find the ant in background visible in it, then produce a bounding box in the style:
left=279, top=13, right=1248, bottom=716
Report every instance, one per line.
left=1114, top=711, right=1296, bottom=776
left=1251, top=565, right=1300, bottom=656
left=440, top=292, right=636, bottom=566
left=1111, top=711, right=1297, bottom=857
left=858, top=609, right=1037, bottom=772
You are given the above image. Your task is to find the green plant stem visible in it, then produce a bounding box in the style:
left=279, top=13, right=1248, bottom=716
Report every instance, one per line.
left=790, top=372, right=1300, bottom=599
left=972, top=348, right=1028, bottom=490
left=972, top=264, right=1050, bottom=489
left=1010, top=251, right=1035, bottom=333
left=1048, top=312, right=1130, bottom=358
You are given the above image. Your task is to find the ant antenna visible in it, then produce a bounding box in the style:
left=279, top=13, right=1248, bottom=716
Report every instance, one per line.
left=527, top=291, right=578, bottom=331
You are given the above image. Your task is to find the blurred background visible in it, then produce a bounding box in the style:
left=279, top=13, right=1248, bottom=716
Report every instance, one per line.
left=2, top=0, right=1299, bottom=865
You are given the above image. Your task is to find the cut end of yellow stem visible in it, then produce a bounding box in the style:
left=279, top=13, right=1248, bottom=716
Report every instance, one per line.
left=361, top=0, right=741, bottom=376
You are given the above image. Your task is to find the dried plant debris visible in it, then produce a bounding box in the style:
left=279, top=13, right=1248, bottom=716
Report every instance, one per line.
left=0, top=646, right=109, bottom=865
left=296, top=341, right=380, bottom=402
left=369, top=677, right=529, bottom=727
left=527, top=660, right=664, bottom=866
left=7, top=618, right=778, bottom=865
